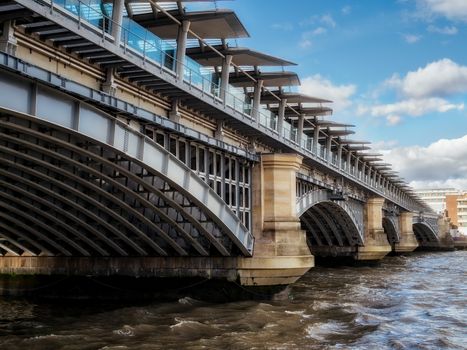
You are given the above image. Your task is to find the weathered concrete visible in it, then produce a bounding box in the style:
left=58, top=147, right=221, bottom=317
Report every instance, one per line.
left=237, top=154, right=314, bottom=286
left=357, top=197, right=392, bottom=260
left=394, top=212, right=419, bottom=253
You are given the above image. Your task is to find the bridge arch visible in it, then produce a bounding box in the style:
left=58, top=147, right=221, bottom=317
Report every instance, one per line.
left=297, top=190, right=364, bottom=255
left=0, top=79, right=253, bottom=258
left=413, top=222, right=439, bottom=244
left=382, top=216, right=400, bottom=245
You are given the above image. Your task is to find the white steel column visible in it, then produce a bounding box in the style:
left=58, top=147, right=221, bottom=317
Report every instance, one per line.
left=313, top=125, right=320, bottom=154
left=355, top=157, right=360, bottom=178
left=346, top=150, right=352, bottom=173
left=297, top=114, right=305, bottom=146
left=337, top=144, right=343, bottom=169
left=111, top=0, right=125, bottom=44
left=176, top=20, right=191, bottom=78
left=325, top=134, right=332, bottom=162
left=252, top=79, right=264, bottom=121
left=220, top=54, right=233, bottom=101
left=277, top=98, right=287, bottom=138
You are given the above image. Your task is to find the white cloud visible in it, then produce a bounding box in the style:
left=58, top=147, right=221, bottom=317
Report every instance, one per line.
left=386, top=114, right=402, bottom=125
left=358, top=97, right=464, bottom=118
left=311, top=27, right=327, bottom=36
left=342, top=6, right=352, bottom=15
left=271, top=23, right=294, bottom=31
left=417, top=0, right=467, bottom=22
left=404, top=34, right=422, bottom=43
left=427, top=24, right=458, bottom=34
left=391, top=59, right=467, bottom=99
left=300, top=14, right=336, bottom=28
left=299, top=39, right=312, bottom=49
left=321, top=14, right=336, bottom=28
left=382, top=58, right=467, bottom=98
left=299, top=75, right=357, bottom=112
left=380, top=135, right=467, bottom=189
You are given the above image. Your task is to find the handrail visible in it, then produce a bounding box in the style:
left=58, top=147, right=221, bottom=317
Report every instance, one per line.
left=25, top=0, right=428, bottom=214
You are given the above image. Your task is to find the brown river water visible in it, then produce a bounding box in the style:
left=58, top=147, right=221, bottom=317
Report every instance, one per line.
left=0, top=251, right=465, bottom=350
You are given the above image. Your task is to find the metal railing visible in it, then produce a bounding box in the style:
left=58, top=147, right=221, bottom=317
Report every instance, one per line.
left=28, top=0, right=428, bottom=213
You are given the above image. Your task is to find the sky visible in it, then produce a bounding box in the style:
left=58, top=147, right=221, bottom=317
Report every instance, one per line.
left=189, top=0, right=467, bottom=190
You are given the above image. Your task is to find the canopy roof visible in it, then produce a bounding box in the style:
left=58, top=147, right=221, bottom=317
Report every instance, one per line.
left=251, top=91, right=331, bottom=104
left=316, top=129, right=355, bottom=137
left=339, top=140, right=371, bottom=145
left=229, top=71, right=300, bottom=87
left=131, top=9, right=249, bottom=39
left=312, top=120, right=354, bottom=128
left=283, top=107, right=334, bottom=118
left=346, top=145, right=372, bottom=151
left=186, top=46, right=296, bottom=67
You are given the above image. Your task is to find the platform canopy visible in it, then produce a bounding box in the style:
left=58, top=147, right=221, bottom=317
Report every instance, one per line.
left=338, top=139, right=371, bottom=145
left=346, top=145, right=372, bottom=151
left=249, top=91, right=331, bottom=104
left=357, top=152, right=383, bottom=158
left=130, top=9, right=249, bottom=39
left=229, top=71, right=300, bottom=88
left=316, top=129, right=356, bottom=137
left=186, top=46, right=296, bottom=67
left=311, top=120, right=354, bottom=128
left=276, top=106, right=333, bottom=118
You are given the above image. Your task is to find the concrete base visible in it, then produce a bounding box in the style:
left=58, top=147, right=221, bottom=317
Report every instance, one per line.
left=0, top=253, right=314, bottom=290
left=356, top=231, right=392, bottom=260
left=237, top=255, right=314, bottom=286
left=243, top=222, right=314, bottom=286
left=394, top=233, right=419, bottom=254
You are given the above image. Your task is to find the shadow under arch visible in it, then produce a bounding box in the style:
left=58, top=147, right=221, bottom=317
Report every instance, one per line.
left=0, top=74, right=253, bottom=258
left=382, top=217, right=399, bottom=245
left=413, top=222, right=439, bottom=244
left=298, top=196, right=364, bottom=257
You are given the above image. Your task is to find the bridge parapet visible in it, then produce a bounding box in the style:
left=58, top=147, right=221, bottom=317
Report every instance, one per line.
left=0, top=0, right=429, bottom=217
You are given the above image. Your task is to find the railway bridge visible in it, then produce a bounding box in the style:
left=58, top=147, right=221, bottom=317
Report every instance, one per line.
left=0, top=0, right=453, bottom=291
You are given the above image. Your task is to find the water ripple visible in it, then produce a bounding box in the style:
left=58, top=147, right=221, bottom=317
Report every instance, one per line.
left=0, top=251, right=465, bottom=350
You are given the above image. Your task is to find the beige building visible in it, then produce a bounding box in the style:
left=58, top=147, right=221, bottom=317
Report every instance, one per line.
left=414, top=188, right=459, bottom=214
left=446, top=193, right=467, bottom=235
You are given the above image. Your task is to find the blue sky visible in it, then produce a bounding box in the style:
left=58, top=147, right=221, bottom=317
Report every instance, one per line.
left=194, top=0, right=467, bottom=189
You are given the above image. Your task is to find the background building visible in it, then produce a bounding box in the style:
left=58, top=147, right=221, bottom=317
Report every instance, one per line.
left=414, top=188, right=459, bottom=214
left=447, top=193, right=467, bottom=235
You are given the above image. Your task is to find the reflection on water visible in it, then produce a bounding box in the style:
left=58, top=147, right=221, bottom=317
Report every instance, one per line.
left=0, top=251, right=466, bottom=349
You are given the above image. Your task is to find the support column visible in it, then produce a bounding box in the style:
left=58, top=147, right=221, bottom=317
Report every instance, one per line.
left=312, top=125, right=320, bottom=154
left=297, top=114, right=304, bottom=146
left=0, top=20, right=17, bottom=56
left=102, top=68, right=117, bottom=96
left=237, top=153, right=314, bottom=287
left=175, top=20, right=191, bottom=78
left=394, top=212, right=418, bottom=253
left=220, top=54, right=233, bottom=101
left=325, top=134, right=332, bottom=162
left=277, top=98, right=287, bottom=138
left=337, top=144, right=343, bottom=169
left=346, top=150, right=352, bottom=173
left=252, top=79, right=264, bottom=121
left=356, top=197, right=391, bottom=260
left=111, top=0, right=125, bottom=44
left=214, top=121, right=224, bottom=141
left=355, top=156, right=360, bottom=178
left=168, top=98, right=181, bottom=123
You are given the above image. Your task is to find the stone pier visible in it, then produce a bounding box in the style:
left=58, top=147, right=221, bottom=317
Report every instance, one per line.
left=237, top=154, right=314, bottom=286
left=356, top=197, right=392, bottom=260
left=394, top=212, right=418, bottom=253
